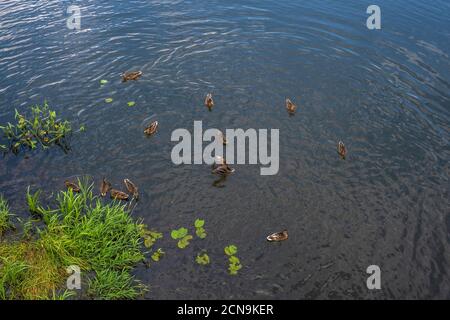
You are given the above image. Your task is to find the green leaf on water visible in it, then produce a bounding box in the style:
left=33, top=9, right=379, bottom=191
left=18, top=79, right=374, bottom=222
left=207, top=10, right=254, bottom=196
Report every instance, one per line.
left=151, top=248, right=165, bottom=262
left=177, top=235, right=193, bottom=249
left=195, top=227, right=207, bottom=239
left=196, top=252, right=210, bottom=265
left=171, top=227, right=188, bottom=240
left=194, top=219, right=205, bottom=228
left=127, top=101, right=135, bottom=107
left=105, top=98, right=113, bottom=103
left=100, top=79, right=108, bottom=85
left=224, top=245, right=237, bottom=256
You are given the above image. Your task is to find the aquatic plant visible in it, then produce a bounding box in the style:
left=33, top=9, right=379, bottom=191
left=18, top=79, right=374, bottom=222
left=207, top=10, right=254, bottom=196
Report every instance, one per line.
left=0, top=103, right=75, bottom=154
left=127, top=101, right=136, bottom=107
left=0, top=179, right=146, bottom=299
left=224, top=245, right=242, bottom=275
left=105, top=98, right=113, bottom=103
left=195, top=252, right=210, bottom=266
left=138, top=225, right=163, bottom=249
left=100, top=79, right=108, bottom=85
left=0, top=196, right=13, bottom=236
left=194, top=218, right=207, bottom=239
left=171, top=227, right=193, bottom=249
left=151, top=248, right=165, bottom=262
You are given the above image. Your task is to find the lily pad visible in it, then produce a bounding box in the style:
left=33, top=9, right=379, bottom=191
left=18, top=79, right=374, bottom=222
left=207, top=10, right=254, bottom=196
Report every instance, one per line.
left=151, top=248, right=165, bottom=262
left=100, top=79, right=108, bottom=85
left=177, top=235, right=193, bottom=249
left=195, top=227, right=207, bottom=239
left=194, top=219, right=205, bottom=228
left=127, top=101, right=136, bottom=107
left=105, top=98, right=113, bottom=103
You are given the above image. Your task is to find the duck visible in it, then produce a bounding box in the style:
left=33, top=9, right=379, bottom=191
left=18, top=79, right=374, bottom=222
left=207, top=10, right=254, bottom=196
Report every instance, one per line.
left=144, top=120, right=158, bottom=136
left=212, top=164, right=235, bottom=176
left=123, top=178, right=139, bottom=200
left=100, top=178, right=111, bottom=197
left=285, top=98, right=297, bottom=114
left=110, top=189, right=129, bottom=201
left=218, top=130, right=228, bottom=145
left=122, top=71, right=142, bottom=82
left=266, top=230, right=288, bottom=242
left=205, top=93, right=214, bottom=109
left=337, top=141, right=347, bottom=159
left=64, top=180, right=80, bottom=193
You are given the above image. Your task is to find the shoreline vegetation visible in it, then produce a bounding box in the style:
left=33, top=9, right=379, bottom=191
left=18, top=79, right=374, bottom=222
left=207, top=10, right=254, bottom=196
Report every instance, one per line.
left=0, top=179, right=146, bottom=300
left=0, top=178, right=242, bottom=300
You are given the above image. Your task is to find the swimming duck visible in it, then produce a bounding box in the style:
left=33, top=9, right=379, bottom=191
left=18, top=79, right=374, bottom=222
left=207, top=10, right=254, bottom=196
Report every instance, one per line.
left=123, top=178, right=139, bottom=200
left=100, top=178, right=111, bottom=197
left=122, top=71, right=142, bottom=82
left=266, top=230, right=288, bottom=242
left=337, top=141, right=347, bottom=159
left=218, top=130, right=228, bottom=145
left=212, top=164, right=235, bottom=176
left=285, top=98, right=297, bottom=114
left=144, top=120, right=158, bottom=136
left=110, top=189, right=129, bottom=201
left=205, top=93, right=214, bottom=109
left=64, top=180, right=80, bottom=193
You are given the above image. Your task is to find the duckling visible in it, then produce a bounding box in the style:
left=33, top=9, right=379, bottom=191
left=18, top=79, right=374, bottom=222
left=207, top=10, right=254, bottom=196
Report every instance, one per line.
left=205, top=93, right=214, bottom=109
left=64, top=180, right=80, bottom=193
left=110, top=189, right=129, bottom=201
left=212, top=164, right=235, bottom=176
left=122, top=71, right=142, bottom=82
left=337, top=141, right=347, bottom=159
left=144, top=120, right=158, bottom=136
left=123, top=178, right=139, bottom=200
left=100, top=178, right=111, bottom=197
left=285, top=98, right=297, bottom=114
left=266, top=230, right=288, bottom=242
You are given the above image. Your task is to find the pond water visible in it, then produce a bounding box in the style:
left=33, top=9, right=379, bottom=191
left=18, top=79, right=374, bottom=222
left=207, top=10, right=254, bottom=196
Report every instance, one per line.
left=0, top=0, right=449, bottom=299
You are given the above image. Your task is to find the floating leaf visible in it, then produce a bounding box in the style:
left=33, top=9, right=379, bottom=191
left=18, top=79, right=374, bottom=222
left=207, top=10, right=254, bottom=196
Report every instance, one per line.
left=100, top=79, right=108, bottom=85
left=105, top=98, right=113, bottom=103
left=127, top=101, right=136, bottom=107
left=177, top=235, right=193, bottom=249
left=194, top=219, right=205, bottom=228
left=229, top=256, right=240, bottom=265
left=224, top=245, right=238, bottom=256
left=151, top=248, right=165, bottom=262
left=171, top=227, right=188, bottom=240
left=196, top=252, right=210, bottom=265
left=195, top=227, right=207, bottom=239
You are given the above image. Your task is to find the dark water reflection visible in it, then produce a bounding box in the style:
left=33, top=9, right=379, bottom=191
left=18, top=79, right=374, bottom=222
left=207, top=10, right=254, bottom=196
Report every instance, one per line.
left=1, top=0, right=449, bottom=299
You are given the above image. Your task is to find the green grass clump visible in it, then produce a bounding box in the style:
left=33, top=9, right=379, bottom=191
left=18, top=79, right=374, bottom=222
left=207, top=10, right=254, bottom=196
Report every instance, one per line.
left=0, top=180, right=146, bottom=300
left=0, top=196, right=12, bottom=235
left=0, top=102, right=73, bottom=154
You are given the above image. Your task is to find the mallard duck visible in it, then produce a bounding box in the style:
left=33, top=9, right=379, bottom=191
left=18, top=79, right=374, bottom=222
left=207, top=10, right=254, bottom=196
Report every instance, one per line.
left=64, top=180, right=80, bottom=193
left=337, top=141, right=347, bottom=159
left=286, top=98, right=297, bottom=114
left=212, top=164, right=235, bottom=176
left=122, top=71, right=142, bottom=82
left=123, top=178, right=139, bottom=200
left=218, top=130, right=228, bottom=145
left=100, top=178, right=111, bottom=197
left=144, top=120, right=158, bottom=136
left=205, top=93, right=214, bottom=109
left=266, top=230, right=288, bottom=242
left=110, top=189, right=129, bottom=201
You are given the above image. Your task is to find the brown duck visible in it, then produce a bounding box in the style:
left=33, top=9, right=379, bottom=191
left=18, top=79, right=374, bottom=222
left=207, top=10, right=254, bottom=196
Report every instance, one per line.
left=123, top=178, right=139, bottom=200
left=100, top=178, right=111, bottom=197
left=122, top=71, right=142, bottom=82
left=205, top=93, right=214, bottom=109
left=110, top=189, right=129, bottom=201
left=64, top=180, right=80, bottom=193
left=212, top=164, right=235, bottom=176
left=144, top=120, right=158, bottom=136
left=266, top=230, right=288, bottom=242
left=337, top=141, right=347, bottom=159
left=285, top=98, right=297, bottom=114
